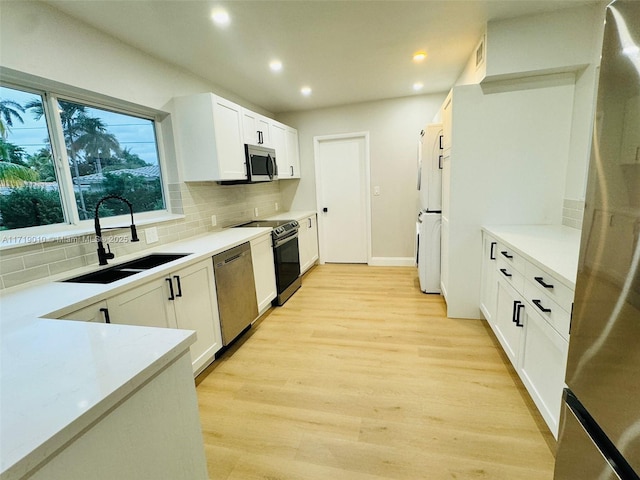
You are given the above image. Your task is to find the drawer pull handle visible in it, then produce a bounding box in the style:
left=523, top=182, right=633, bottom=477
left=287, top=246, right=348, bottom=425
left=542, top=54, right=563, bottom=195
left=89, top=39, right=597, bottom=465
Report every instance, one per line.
left=534, top=276, right=554, bottom=289
left=166, top=278, right=175, bottom=301
left=99, top=307, right=111, bottom=324
left=500, top=268, right=512, bottom=278
left=533, top=299, right=551, bottom=313
left=501, top=251, right=513, bottom=259
left=490, top=242, right=496, bottom=260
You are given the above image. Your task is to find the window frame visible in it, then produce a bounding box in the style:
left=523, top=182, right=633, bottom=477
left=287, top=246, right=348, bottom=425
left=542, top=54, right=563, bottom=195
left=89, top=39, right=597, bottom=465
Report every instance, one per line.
left=0, top=79, right=172, bottom=242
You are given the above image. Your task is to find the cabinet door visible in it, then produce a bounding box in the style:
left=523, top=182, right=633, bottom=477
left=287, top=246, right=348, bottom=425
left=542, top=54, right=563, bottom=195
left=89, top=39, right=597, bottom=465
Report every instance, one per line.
left=520, top=306, right=569, bottom=437
left=494, top=279, right=525, bottom=367
left=172, top=260, right=222, bottom=374
left=242, top=110, right=272, bottom=147
left=285, top=127, right=301, bottom=178
left=299, top=215, right=319, bottom=274
left=480, top=233, right=498, bottom=324
left=250, top=234, right=277, bottom=313
left=212, top=96, right=246, bottom=180
left=107, top=277, right=177, bottom=329
left=271, top=121, right=287, bottom=177
left=59, top=301, right=109, bottom=323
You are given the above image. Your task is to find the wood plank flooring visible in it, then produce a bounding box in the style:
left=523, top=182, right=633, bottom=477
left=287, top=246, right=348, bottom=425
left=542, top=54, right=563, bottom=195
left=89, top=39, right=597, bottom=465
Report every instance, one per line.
left=196, top=264, right=556, bottom=480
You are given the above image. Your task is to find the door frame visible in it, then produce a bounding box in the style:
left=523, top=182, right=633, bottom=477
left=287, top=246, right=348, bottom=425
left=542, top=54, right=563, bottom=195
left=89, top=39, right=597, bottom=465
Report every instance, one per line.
left=313, top=132, right=372, bottom=265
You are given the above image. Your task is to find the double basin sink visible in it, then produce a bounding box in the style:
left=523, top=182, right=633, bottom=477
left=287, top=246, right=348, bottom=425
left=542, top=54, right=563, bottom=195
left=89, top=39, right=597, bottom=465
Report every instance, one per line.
left=62, top=253, right=191, bottom=284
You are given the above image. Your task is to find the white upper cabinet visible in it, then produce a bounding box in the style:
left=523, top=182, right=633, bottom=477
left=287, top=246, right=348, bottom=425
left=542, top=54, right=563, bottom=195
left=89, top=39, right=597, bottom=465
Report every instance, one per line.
left=285, top=126, right=301, bottom=178
left=270, top=121, right=287, bottom=177
left=271, top=120, right=300, bottom=179
left=173, top=93, right=246, bottom=182
left=242, top=109, right=272, bottom=147
left=172, top=93, right=301, bottom=182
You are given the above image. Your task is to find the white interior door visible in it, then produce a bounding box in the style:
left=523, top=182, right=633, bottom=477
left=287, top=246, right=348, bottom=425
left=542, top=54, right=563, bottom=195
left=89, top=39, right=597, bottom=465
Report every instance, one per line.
left=315, top=133, right=369, bottom=264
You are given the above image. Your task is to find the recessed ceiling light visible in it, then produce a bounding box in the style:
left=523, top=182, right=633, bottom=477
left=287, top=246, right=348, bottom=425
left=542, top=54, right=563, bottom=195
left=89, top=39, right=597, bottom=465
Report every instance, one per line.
left=270, top=60, right=283, bottom=72
left=413, top=82, right=424, bottom=91
left=211, top=8, right=230, bottom=26
left=301, top=86, right=312, bottom=96
left=413, top=51, right=427, bottom=62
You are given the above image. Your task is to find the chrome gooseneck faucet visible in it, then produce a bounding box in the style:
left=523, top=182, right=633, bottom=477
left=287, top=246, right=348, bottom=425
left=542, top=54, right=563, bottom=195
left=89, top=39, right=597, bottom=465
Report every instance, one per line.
left=94, top=195, right=139, bottom=265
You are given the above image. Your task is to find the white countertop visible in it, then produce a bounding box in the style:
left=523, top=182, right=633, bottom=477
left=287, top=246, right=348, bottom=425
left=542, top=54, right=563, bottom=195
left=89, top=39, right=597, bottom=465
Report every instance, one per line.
left=0, top=226, right=272, bottom=479
left=482, top=224, right=582, bottom=288
left=265, top=210, right=317, bottom=222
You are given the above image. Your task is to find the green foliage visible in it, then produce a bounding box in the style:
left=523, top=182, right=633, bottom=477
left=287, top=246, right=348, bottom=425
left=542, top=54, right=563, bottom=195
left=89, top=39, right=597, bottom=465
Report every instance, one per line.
left=0, top=138, right=28, bottom=166
left=0, top=186, right=63, bottom=229
left=79, top=173, right=164, bottom=219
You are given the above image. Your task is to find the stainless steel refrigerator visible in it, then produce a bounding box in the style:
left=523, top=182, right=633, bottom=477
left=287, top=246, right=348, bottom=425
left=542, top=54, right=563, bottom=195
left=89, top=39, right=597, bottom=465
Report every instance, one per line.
left=554, top=1, right=640, bottom=478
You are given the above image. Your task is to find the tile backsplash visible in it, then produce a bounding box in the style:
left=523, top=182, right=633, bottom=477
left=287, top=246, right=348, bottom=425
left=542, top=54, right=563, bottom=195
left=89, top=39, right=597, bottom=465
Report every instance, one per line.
left=562, top=198, right=585, bottom=230
left=0, top=181, right=282, bottom=290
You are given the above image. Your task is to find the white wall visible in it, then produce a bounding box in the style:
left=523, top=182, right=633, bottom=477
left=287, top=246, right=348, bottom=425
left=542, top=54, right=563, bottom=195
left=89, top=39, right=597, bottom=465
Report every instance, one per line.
left=277, top=94, right=446, bottom=261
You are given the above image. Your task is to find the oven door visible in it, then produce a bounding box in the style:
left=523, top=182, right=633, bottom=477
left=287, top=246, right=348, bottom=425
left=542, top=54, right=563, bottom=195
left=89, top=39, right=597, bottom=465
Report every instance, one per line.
left=272, top=232, right=301, bottom=306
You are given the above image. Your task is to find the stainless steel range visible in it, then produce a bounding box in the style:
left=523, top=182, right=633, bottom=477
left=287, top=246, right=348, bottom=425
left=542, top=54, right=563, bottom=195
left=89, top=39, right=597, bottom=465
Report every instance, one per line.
left=236, top=220, right=301, bottom=306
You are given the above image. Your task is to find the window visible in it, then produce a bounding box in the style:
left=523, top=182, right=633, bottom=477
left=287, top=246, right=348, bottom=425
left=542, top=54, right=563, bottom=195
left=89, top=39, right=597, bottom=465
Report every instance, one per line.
left=0, top=84, right=166, bottom=232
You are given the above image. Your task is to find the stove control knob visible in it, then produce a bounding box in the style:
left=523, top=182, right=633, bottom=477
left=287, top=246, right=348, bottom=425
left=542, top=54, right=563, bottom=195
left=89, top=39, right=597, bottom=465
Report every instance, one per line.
left=292, top=221, right=299, bottom=228
left=275, top=226, right=284, bottom=234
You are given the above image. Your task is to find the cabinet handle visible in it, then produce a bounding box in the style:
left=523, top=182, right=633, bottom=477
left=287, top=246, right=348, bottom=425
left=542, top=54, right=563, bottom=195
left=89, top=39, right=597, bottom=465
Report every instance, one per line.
left=308, top=217, right=312, bottom=228
left=173, top=275, right=182, bottom=297
left=438, top=155, right=443, bottom=170
left=99, top=307, right=111, bottom=324
left=534, top=276, right=554, bottom=289
left=515, top=303, right=524, bottom=327
left=490, top=242, right=496, bottom=260
left=499, top=268, right=512, bottom=278
left=501, top=251, right=513, bottom=259
left=439, top=134, right=443, bottom=150
left=166, top=278, right=175, bottom=301
left=290, top=165, right=294, bottom=177
left=532, top=299, right=551, bottom=313
left=512, top=300, right=521, bottom=323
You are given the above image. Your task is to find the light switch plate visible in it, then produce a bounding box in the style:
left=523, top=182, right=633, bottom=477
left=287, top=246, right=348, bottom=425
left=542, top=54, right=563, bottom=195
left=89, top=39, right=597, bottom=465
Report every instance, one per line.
left=211, top=215, right=217, bottom=227
left=374, top=186, right=381, bottom=196
left=145, top=227, right=159, bottom=244
left=275, top=202, right=279, bottom=211
left=254, top=207, right=259, bottom=217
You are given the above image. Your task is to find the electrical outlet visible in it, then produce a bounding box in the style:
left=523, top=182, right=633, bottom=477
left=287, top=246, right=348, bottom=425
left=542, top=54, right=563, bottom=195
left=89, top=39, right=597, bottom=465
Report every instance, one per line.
left=145, top=227, right=159, bottom=244
left=211, top=215, right=217, bottom=227
left=254, top=207, right=259, bottom=217
left=374, top=186, right=381, bottom=196
left=275, top=202, right=279, bottom=211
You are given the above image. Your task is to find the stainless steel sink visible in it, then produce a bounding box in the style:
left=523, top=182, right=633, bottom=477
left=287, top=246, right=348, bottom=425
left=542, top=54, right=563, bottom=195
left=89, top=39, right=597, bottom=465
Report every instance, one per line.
left=62, top=253, right=191, bottom=284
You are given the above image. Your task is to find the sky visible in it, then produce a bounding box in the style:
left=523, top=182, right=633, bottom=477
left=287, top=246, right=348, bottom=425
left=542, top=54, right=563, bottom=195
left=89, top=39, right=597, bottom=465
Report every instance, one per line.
left=1, top=86, right=160, bottom=166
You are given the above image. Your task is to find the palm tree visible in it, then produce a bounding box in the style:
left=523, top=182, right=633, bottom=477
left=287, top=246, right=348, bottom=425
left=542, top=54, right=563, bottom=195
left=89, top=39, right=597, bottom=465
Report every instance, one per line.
left=0, top=99, right=25, bottom=139
left=0, top=161, right=39, bottom=187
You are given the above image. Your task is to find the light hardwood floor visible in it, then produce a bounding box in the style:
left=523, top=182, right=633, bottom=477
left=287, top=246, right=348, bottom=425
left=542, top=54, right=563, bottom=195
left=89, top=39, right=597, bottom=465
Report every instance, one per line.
left=196, top=264, right=556, bottom=480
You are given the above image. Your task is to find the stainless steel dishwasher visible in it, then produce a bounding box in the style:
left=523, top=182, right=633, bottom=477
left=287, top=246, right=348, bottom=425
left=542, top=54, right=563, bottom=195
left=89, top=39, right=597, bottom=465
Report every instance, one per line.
left=212, top=241, right=258, bottom=346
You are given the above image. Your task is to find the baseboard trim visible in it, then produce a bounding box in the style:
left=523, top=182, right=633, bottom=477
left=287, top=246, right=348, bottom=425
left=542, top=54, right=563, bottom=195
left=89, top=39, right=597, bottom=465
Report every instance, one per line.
left=369, top=257, right=415, bottom=267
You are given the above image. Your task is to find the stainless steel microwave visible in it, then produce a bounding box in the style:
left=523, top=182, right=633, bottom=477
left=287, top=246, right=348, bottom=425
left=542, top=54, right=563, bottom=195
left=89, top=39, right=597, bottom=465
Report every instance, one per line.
left=245, top=144, right=277, bottom=182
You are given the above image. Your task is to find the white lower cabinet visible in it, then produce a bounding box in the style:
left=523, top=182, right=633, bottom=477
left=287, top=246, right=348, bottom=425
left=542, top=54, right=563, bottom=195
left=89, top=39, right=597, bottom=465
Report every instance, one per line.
left=250, top=233, right=277, bottom=314
left=298, top=214, right=319, bottom=274
left=59, top=301, right=109, bottom=323
left=479, top=232, right=498, bottom=323
left=520, top=305, right=569, bottom=435
left=494, top=279, right=525, bottom=365
left=480, top=229, right=574, bottom=438
left=95, top=259, right=222, bottom=375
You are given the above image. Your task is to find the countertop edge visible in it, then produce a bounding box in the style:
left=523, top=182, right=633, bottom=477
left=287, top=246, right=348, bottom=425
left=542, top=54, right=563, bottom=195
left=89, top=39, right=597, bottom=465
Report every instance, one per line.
left=481, top=224, right=581, bottom=289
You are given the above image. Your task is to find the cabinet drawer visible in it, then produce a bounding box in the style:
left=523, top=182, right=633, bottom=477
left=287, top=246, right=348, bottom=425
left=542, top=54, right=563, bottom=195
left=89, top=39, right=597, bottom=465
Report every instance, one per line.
left=525, top=262, right=574, bottom=313
left=496, top=242, right=526, bottom=274
left=496, top=257, right=525, bottom=292
left=524, top=281, right=571, bottom=340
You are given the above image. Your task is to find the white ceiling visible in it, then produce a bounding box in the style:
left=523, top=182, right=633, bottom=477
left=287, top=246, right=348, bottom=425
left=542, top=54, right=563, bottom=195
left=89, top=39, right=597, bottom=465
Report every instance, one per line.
left=44, top=0, right=598, bottom=114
